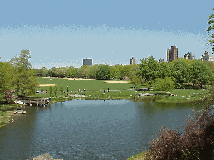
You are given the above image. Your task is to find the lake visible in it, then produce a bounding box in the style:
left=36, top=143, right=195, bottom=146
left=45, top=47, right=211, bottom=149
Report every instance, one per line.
left=0, top=99, right=208, bottom=160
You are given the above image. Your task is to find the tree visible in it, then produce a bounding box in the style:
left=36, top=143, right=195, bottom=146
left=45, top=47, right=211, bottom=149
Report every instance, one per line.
left=152, top=77, right=175, bottom=91
left=95, top=64, right=110, bottom=80
left=88, top=64, right=98, bottom=79
left=191, top=60, right=213, bottom=88
left=207, top=8, right=214, bottom=53
left=41, top=67, right=48, bottom=77
left=130, top=75, right=142, bottom=89
left=129, top=64, right=141, bottom=88
left=114, top=64, right=123, bottom=80
left=58, top=67, right=67, bottom=78
left=9, top=50, right=38, bottom=96
left=80, top=65, right=89, bottom=78
left=66, top=66, right=76, bottom=78
left=0, top=62, right=14, bottom=103
left=171, top=59, right=191, bottom=88
left=109, top=66, right=120, bottom=80
left=10, top=50, right=32, bottom=69
left=122, top=65, right=132, bottom=79
left=137, top=56, right=159, bottom=87
left=158, top=61, right=172, bottom=79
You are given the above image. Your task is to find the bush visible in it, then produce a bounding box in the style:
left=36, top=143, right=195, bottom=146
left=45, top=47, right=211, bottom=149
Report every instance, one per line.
left=145, top=106, right=214, bottom=160
left=152, top=77, right=175, bottom=91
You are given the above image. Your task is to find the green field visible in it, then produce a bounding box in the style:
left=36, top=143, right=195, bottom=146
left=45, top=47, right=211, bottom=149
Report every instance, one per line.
left=37, top=77, right=133, bottom=91
left=35, top=77, right=212, bottom=103
left=36, top=77, right=136, bottom=99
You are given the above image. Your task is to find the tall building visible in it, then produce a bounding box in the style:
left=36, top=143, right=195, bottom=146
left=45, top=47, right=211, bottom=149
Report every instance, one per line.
left=184, top=52, right=195, bottom=60
left=166, top=46, right=178, bottom=62
left=130, top=57, right=137, bottom=64
left=83, top=58, right=92, bottom=66
left=201, top=51, right=214, bottom=61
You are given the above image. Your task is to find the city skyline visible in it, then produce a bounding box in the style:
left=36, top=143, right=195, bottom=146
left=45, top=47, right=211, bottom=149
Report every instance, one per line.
left=0, top=0, right=213, bottom=69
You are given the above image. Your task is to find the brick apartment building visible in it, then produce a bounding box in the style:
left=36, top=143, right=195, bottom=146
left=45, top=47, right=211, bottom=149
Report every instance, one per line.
left=166, top=46, right=178, bottom=62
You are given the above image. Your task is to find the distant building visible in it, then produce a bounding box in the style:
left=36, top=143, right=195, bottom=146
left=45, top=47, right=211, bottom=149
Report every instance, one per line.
left=184, top=52, right=195, bottom=60
left=201, top=51, right=209, bottom=61
left=83, top=58, right=92, bottom=66
left=166, top=46, right=178, bottom=62
left=159, top=58, right=164, bottom=63
left=201, top=51, right=214, bottom=61
left=130, top=57, right=137, bottom=64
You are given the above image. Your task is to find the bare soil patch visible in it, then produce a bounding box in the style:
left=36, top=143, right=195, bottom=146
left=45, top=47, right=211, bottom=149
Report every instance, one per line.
left=67, top=78, right=95, bottom=80
left=39, top=84, right=56, bottom=87
left=41, top=77, right=95, bottom=80
left=103, top=81, right=131, bottom=83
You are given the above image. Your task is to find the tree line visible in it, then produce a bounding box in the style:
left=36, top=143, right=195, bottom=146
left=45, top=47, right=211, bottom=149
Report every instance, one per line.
left=35, top=57, right=214, bottom=90
left=34, top=64, right=138, bottom=80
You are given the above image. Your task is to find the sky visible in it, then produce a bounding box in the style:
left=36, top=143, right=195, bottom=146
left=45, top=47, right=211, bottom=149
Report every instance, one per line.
left=0, top=0, right=214, bottom=69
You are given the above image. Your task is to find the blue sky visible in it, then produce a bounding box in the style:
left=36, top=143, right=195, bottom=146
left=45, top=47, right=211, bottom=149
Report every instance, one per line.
left=0, top=0, right=213, bottom=69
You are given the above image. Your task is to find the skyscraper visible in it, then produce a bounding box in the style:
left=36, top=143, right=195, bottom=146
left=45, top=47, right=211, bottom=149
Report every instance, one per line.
left=83, top=58, right=92, bottom=66
left=130, top=57, right=136, bottom=64
left=184, top=52, right=195, bottom=60
left=166, top=46, right=178, bottom=62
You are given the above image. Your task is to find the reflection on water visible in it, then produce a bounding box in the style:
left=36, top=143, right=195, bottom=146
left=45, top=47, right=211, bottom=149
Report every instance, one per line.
left=0, top=100, right=209, bottom=159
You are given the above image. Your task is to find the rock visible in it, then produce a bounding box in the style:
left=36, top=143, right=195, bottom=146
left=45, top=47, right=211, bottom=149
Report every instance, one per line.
left=32, top=153, right=63, bottom=160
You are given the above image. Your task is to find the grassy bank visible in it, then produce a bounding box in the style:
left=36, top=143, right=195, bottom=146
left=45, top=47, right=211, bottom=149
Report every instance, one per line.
left=0, top=104, right=25, bottom=128
left=128, top=151, right=148, bottom=160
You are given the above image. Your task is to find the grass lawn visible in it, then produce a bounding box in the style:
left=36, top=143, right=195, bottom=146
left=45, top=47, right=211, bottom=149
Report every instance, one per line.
left=157, top=89, right=210, bottom=103
left=35, top=77, right=212, bottom=103
left=37, top=77, right=133, bottom=92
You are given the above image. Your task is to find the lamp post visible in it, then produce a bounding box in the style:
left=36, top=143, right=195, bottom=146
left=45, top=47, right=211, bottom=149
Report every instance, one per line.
left=67, top=86, right=68, bottom=96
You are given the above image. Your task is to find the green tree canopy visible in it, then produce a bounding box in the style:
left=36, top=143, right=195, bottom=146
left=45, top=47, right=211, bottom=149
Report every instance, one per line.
left=191, top=60, right=213, bottom=88
left=109, top=66, right=121, bottom=80
left=95, top=64, right=110, bottom=80
left=152, top=77, right=175, bottom=91
left=207, top=8, right=214, bottom=53
left=137, top=56, right=159, bottom=83
left=9, top=50, right=38, bottom=96
left=88, top=64, right=98, bottom=79
left=66, top=66, right=76, bottom=78
left=171, top=59, right=192, bottom=87
left=0, top=62, right=14, bottom=103
left=158, top=61, right=172, bottom=79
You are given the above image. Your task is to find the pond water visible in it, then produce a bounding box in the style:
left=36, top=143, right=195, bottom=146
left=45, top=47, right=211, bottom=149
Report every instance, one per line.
left=0, top=100, right=209, bottom=160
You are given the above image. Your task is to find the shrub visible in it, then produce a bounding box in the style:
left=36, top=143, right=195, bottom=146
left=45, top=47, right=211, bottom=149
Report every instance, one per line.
left=152, top=77, right=175, bottom=91
left=144, top=106, right=214, bottom=160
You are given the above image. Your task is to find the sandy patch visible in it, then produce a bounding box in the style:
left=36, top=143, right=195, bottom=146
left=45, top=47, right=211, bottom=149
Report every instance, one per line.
left=67, top=78, right=95, bottom=80
left=41, top=77, right=51, bottom=78
left=39, top=84, right=56, bottom=87
left=103, top=81, right=131, bottom=83
left=41, top=77, right=95, bottom=80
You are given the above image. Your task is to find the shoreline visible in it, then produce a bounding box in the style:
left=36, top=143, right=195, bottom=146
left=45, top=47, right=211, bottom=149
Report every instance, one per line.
left=0, top=92, right=213, bottom=129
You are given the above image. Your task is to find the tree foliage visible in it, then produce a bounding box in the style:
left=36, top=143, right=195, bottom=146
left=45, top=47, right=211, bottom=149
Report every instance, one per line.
left=0, top=62, right=14, bottom=103
left=95, top=64, right=110, bottom=80
left=9, top=50, right=38, bottom=96
left=171, top=59, right=192, bottom=87
left=152, top=77, right=175, bottom=91
left=138, top=56, right=160, bottom=85
left=207, top=8, right=214, bottom=53
left=191, top=60, right=213, bottom=88
left=109, top=66, right=120, bottom=80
